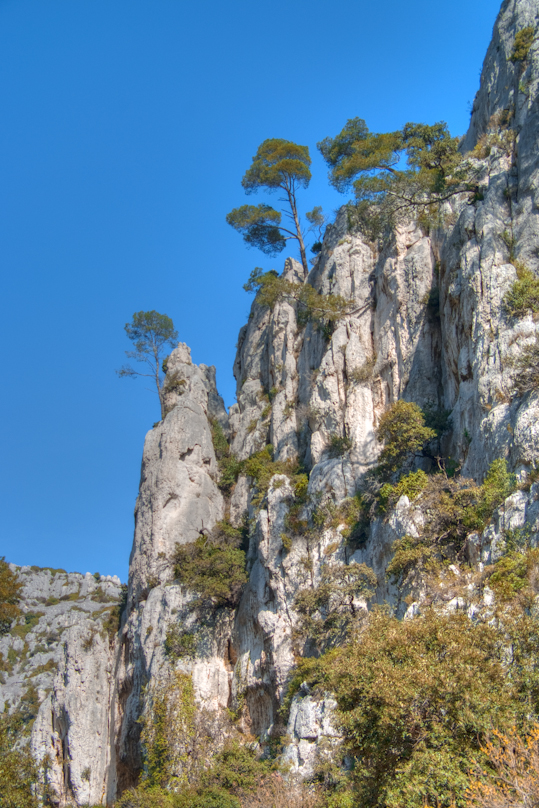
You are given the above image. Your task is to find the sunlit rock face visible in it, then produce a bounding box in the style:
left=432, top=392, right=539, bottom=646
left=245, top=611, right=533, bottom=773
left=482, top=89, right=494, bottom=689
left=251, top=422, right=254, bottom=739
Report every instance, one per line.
left=6, top=1, right=539, bottom=803
left=0, top=566, right=122, bottom=807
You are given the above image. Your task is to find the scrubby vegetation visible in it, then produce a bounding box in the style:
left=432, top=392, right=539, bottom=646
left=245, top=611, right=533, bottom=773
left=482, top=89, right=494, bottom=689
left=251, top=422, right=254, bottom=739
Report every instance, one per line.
left=294, top=562, right=377, bottom=652
left=375, top=400, right=436, bottom=475
left=510, top=26, right=535, bottom=64
left=510, top=333, right=539, bottom=396
left=211, top=420, right=243, bottom=494
left=173, top=521, right=247, bottom=609
left=244, top=267, right=352, bottom=332
left=0, top=711, right=39, bottom=807
left=503, top=263, right=539, bottom=317
left=119, top=670, right=300, bottom=808
left=386, top=459, right=515, bottom=583
left=297, top=608, right=529, bottom=808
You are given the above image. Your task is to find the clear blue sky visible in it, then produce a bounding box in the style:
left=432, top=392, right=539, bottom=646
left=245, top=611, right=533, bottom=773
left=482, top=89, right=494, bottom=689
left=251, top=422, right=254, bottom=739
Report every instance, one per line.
left=1, top=0, right=501, bottom=581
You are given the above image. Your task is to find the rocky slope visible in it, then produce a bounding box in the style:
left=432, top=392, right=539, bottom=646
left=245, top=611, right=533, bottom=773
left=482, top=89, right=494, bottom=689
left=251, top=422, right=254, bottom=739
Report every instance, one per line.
left=2, top=0, right=539, bottom=803
left=0, top=567, right=122, bottom=806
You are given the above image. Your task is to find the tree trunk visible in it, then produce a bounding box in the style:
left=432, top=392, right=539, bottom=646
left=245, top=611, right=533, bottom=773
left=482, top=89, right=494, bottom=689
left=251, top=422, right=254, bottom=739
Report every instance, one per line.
left=287, top=188, right=309, bottom=277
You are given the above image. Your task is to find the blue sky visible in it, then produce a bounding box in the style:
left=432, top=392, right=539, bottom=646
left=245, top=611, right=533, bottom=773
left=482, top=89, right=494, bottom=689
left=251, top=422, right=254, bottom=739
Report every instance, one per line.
left=1, top=0, right=502, bottom=581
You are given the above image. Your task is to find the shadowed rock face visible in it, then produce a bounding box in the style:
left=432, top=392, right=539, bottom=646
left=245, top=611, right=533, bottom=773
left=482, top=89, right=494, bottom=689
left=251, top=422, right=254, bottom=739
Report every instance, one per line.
left=5, top=1, right=539, bottom=803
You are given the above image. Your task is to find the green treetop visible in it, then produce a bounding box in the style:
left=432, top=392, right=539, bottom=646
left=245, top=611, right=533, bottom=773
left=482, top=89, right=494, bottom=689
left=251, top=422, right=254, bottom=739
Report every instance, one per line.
left=318, top=117, right=474, bottom=235
left=226, top=138, right=313, bottom=276
left=116, top=310, right=178, bottom=420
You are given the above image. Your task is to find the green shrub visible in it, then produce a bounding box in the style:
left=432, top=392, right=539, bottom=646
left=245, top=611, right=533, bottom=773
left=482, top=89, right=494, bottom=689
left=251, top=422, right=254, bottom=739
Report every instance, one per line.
left=101, top=583, right=128, bottom=643
left=315, top=608, right=519, bottom=808
left=0, top=711, right=39, bottom=807
left=198, top=741, right=274, bottom=795
left=163, top=371, right=186, bottom=394
left=510, top=26, right=535, bottom=63
left=503, top=264, right=539, bottom=316
left=386, top=459, right=516, bottom=583
left=139, top=672, right=196, bottom=790
left=210, top=420, right=243, bottom=494
left=476, top=457, right=516, bottom=522
left=173, top=522, right=247, bottom=609
left=45, top=596, right=60, bottom=606
left=116, top=785, right=177, bottom=807
left=348, top=357, right=376, bottom=384
left=10, top=612, right=44, bottom=639
left=378, top=469, right=428, bottom=512
left=243, top=444, right=303, bottom=507
left=294, top=563, right=377, bottom=652
left=376, top=401, right=436, bottom=475
left=244, top=267, right=352, bottom=329
left=164, top=625, right=197, bottom=660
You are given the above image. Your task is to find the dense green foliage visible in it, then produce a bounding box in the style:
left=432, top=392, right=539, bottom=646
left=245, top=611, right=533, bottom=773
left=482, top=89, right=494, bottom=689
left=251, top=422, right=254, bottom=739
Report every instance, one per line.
left=378, top=469, right=429, bottom=512
left=139, top=672, right=196, bottom=790
left=510, top=26, right=535, bottom=63
left=376, top=400, right=436, bottom=475
left=307, top=609, right=520, bottom=808
left=227, top=139, right=313, bottom=275
left=210, top=419, right=243, bottom=494
left=0, top=558, right=22, bottom=634
left=173, top=521, right=247, bottom=608
left=318, top=118, right=474, bottom=237
left=242, top=444, right=305, bottom=507
left=117, top=311, right=179, bottom=420
left=119, top=727, right=279, bottom=808
left=0, top=711, right=39, bottom=808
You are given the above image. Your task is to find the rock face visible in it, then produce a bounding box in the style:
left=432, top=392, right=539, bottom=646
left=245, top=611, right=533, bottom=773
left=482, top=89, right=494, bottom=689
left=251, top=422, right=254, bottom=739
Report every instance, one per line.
left=4, top=0, right=539, bottom=803
left=0, top=567, right=122, bottom=806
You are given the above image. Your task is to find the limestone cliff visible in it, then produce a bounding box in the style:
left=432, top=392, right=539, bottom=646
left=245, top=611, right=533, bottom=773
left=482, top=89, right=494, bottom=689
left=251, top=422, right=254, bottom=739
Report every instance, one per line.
left=3, top=0, right=539, bottom=803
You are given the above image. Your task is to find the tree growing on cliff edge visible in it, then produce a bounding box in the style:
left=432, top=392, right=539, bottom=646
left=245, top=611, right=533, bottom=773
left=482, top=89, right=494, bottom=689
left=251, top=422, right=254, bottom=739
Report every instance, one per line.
left=226, top=138, right=313, bottom=277
left=116, top=310, right=178, bottom=420
left=318, top=117, right=475, bottom=237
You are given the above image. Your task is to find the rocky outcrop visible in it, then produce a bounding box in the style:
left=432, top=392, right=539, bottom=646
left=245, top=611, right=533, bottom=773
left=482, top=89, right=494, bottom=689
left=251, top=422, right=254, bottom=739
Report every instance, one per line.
left=0, top=566, right=122, bottom=806
left=114, top=345, right=231, bottom=791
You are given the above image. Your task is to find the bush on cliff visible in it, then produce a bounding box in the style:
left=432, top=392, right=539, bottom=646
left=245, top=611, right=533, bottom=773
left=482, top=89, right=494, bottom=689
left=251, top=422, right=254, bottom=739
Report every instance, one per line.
left=173, top=521, right=247, bottom=608
left=293, top=608, right=524, bottom=808
left=376, top=400, right=436, bottom=475
left=243, top=267, right=352, bottom=332
left=386, top=458, right=516, bottom=583
left=294, top=562, right=377, bottom=652
left=503, top=263, right=539, bottom=317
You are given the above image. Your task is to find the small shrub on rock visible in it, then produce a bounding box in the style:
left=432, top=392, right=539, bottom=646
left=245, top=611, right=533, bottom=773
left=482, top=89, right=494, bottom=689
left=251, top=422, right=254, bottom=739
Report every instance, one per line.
left=376, top=400, right=436, bottom=475
left=378, top=469, right=428, bottom=512
left=510, top=26, right=535, bottom=63
left=173, top=521, right=247, bottom=609
left=503, top=264, right=539, bottom=317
